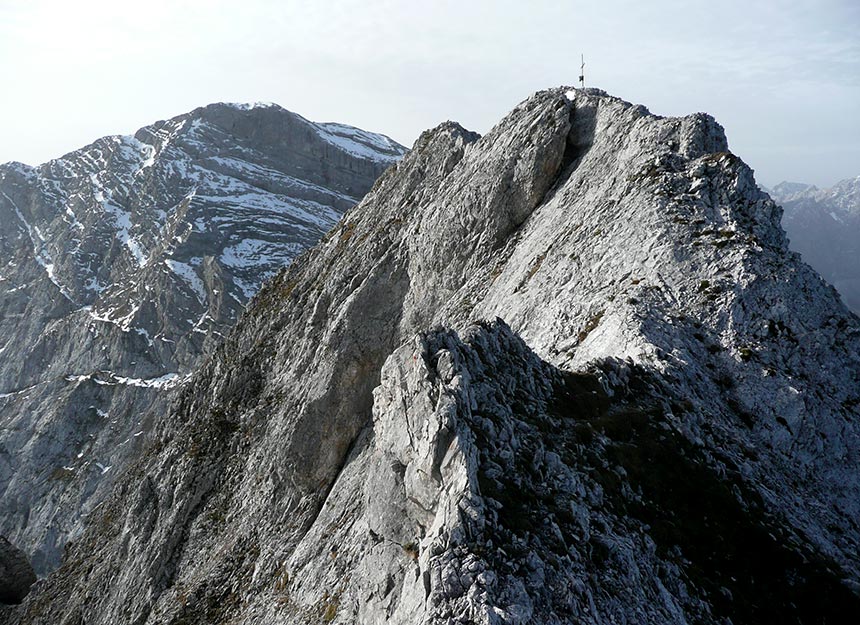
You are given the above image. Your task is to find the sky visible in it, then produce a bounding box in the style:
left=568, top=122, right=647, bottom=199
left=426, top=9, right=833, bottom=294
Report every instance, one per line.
left=0, top=0, right=858, bottom=188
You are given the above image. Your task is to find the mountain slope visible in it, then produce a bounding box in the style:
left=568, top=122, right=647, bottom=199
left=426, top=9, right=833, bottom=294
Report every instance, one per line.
left=8, top=88, right=860, bottom=624
left=0, top=103, right=405, bottom=575
left=771, top=176, right=860, bottom=313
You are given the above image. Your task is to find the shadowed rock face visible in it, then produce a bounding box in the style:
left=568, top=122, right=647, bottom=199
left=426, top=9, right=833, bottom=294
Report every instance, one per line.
left=771, top=177, right=860, bottom=313
left=0, top=103, right=405, bottom=575
left=6, top=88, right=860, bottom=624
left=0, top=537, right=36, bottom=605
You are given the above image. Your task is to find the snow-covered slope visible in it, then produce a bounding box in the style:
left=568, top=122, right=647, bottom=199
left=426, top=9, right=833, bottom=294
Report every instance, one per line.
left=771, top=176, right=860, bottom=312
left=6, top=88, right=860, bottom=624
left=0, top=102, right=405, bottom=575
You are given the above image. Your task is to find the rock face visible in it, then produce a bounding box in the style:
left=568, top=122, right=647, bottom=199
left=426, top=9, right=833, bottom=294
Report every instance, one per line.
left=0, top=538, right=36, bottom=605
left=0, top=103, right=405, bottom=575
left=770, top=176, right=860, bottom=313
left=7, top=88, right=860, bottom=624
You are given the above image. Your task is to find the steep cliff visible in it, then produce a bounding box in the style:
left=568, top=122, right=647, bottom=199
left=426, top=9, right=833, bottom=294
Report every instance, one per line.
left=7, top=88, right=860, bottom=624
left=0, top=102, right=404, bottom=575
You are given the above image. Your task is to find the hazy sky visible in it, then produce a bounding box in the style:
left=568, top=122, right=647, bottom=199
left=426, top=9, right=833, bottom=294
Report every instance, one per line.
left=0, top=0, right=858, bottom=187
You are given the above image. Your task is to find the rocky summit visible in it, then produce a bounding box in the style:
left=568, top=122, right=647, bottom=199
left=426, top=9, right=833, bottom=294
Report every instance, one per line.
left=0, top=103, right=404, bottom=576
left=770, top=177, right=860, bottom=313
left=5, top=88, right=860, bottom=624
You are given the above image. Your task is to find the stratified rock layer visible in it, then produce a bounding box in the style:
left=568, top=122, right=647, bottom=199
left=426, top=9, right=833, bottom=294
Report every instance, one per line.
left=7, top=88, right=860, bottom=624
left=0, top=103, right=404, bottom=575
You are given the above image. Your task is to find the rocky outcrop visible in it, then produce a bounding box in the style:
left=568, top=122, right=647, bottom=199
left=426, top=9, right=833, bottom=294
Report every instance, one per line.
left=771, top=176, right=860, bottom=313
left=0, top=103, right=405, bottom=575
left=7, top=88, right=860, bottom=624
left=0, top=538, right=36, bottom=605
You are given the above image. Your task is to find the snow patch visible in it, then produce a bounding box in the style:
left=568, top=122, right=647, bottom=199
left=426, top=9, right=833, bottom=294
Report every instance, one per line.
left=219, top=239, right=273, bottom=269
left=89, top=173, right=148, bottom=267
left=66, top=371, right=183, bottom=390
left=86, top=303, right=141, bottom=333
left=232, top=276, right=259, bottom=300
left=165, top=259, right=207, bottom=303
left=135, top=327, right=154, bottom=347
left=191, top=312, right=214, bottom=334
left=84, top=276, right=106, bottom=293
left=227, top=102, right=278, bottom=111
left=204, top=156, right=358, bottom=203
left=113, top=373, right=181, bottom=389
left=0, top=190, right=76, bottom=302
left=63, top=205, right=83, bottom=231
left=314, top=123, right=403, bottom=163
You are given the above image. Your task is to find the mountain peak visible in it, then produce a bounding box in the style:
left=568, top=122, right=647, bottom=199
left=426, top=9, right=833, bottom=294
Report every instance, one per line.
left=0, top=101, right=405, bottom=576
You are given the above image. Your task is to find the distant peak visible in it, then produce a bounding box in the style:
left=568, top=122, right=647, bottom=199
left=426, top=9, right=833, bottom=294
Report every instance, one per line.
left=773, top=180, right=815, bottom=191
left=0, top=161, right=37, bottom=176
left=770, top=181, right=819, bottom=199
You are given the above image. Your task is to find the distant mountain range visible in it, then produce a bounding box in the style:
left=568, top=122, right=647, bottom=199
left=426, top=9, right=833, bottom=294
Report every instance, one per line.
left=0, top=102, right=405, bottom=575
left=770, top=176, right=860, bottom=313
